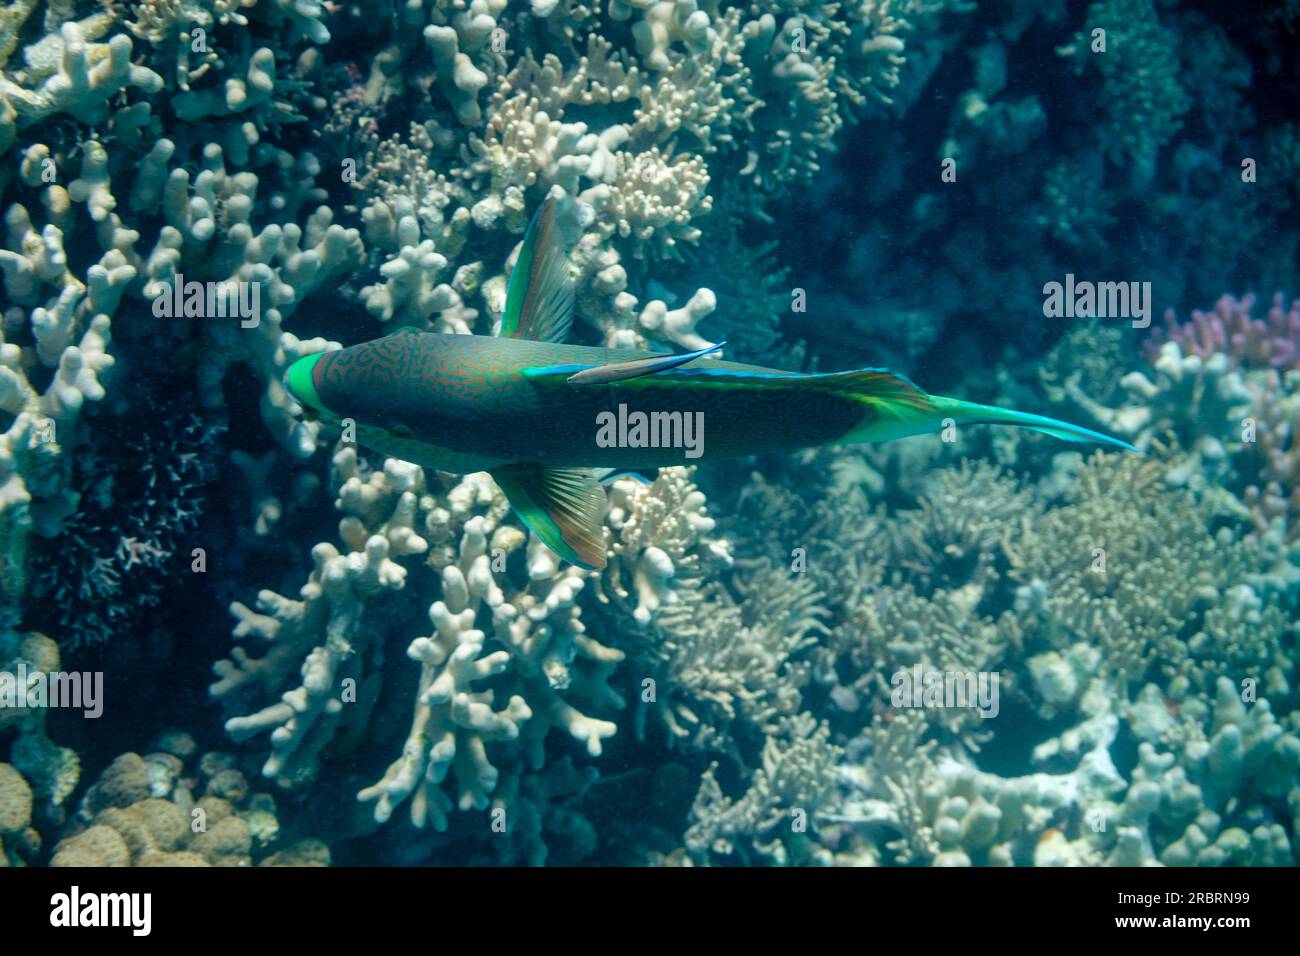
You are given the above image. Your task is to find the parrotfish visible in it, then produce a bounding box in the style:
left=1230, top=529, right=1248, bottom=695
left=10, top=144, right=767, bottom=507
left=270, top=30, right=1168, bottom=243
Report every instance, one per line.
left=285, top=193, right=1134, bottom=571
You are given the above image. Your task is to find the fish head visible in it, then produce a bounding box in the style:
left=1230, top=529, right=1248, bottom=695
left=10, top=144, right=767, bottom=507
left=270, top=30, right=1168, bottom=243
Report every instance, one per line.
left=283, top=351, right=337, bottom=424
left=281, top=332, right=497, bottom=472
left=283, top=331, right=417, bottom=425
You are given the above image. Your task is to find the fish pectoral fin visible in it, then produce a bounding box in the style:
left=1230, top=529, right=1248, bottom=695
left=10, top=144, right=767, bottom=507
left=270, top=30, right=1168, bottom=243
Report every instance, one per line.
left=491, top=464, right=608, bottom=570
left=499, top=191, right=575, bottom=344
left=565, top=342, right=726, bottom=385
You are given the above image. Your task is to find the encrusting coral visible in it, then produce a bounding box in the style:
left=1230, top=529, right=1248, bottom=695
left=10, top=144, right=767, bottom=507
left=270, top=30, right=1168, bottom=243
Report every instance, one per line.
left=0, top=628, right=80, bottom=813
left=0, top=759, right=38, bottom=865
left=50, top=733, right=329, bottom=866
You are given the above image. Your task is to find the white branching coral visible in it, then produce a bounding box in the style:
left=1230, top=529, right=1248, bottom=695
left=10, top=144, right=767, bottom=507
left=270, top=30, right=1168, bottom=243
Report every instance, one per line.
left=212, top=460, right=692, bottom=835
left=1064, top=341, right=1254, bottom=485
left=359, top=480, right=626, bottom=829
left=212, top=447, right=416, bottom=787
left=600, top=467, right=732, bottom=626
left=1, top=21, right=163, bottom=145
left=832, top=671, right=1300, bottom=867
left=215, top=458, right=759, bottom=844
left=0, top=201, right=117, bottom=555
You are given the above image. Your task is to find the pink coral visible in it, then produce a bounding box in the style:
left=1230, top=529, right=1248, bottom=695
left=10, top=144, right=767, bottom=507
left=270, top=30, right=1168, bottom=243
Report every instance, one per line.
left=1143, top=292, right=1300, bottom=543
left=1146, top=293, right=1300, bottom=370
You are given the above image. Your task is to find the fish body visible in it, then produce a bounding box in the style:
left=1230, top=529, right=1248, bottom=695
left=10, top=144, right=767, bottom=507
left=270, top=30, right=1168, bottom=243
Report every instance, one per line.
left=285, top=191, right=1134, bottom=570
left=288, top=331, right=969, bottom=470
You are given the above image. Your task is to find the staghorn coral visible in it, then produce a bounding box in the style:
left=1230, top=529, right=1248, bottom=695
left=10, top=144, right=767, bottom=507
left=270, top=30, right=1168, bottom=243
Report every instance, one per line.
left=212, top=448, right=419, bottom=788
left=1004, top=452, right=1291, bottom=699
left=686, top=713, right=842, bottom=865
left=358, top=509, right=623, bottom=830
left=2, top=130, right=362, bottom=460
left=1, top=19, right=163, bottom=150
left=217, top=458, right=737, bottom=847
left=0, top=279, right=115, bottom=583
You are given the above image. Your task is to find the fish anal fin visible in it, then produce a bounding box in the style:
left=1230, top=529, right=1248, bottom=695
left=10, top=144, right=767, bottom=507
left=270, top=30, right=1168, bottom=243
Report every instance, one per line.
left=491, top=464, right=608, bottom=570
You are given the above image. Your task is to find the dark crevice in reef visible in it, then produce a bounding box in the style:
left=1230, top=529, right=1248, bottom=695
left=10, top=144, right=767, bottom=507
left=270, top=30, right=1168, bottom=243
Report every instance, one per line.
left=19, top=346, right=233, bottom=777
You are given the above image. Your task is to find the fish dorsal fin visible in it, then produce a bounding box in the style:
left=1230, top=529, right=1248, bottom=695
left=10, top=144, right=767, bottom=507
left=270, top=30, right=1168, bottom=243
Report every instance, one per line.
left=499, top=193, right=575, bottom=344
left=491, top=464, right=607, bottom=570
left=560, top=341, right=726, bottom=385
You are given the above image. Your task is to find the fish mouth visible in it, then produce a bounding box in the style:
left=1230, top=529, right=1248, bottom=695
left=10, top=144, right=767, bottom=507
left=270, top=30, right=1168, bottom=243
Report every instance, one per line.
left=284, top=353, right=326, bottom=414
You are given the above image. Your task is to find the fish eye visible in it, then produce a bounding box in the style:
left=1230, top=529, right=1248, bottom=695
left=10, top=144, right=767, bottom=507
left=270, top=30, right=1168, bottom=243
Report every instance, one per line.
left=391, top=423, right=413, bottom=438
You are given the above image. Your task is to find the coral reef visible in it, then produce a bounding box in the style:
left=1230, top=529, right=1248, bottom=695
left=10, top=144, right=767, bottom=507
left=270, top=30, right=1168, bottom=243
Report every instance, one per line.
left=1047, top=294, right=1300, bottom=544
left=51, top=733, right=329, bottom=866
left=1059, top=0, right=1190, bottom=186
left=0, top=629, right=80, bottom=811
left=686, top=713, right=842, bottom=865
left=0, top=0, right=1295, bottom=870
left=688, top=448, right=1298, bottom=867
left=830, top=673, right=1300, bottom=867
left=213, top=459, right=737, bottom=851
left=27, top=400, right=224, bottom=646
left=0, top=760, right=37, bottom=865
left=1149, top=294, right=1300, bottom=372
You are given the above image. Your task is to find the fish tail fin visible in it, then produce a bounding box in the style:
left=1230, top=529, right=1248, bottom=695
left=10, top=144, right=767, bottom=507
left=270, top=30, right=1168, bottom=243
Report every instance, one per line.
left=824, top=368, right=1135, bottom=451
left=824, top=368, right=951, bottom=443
left=931, top=395, right=1138, bottom=452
